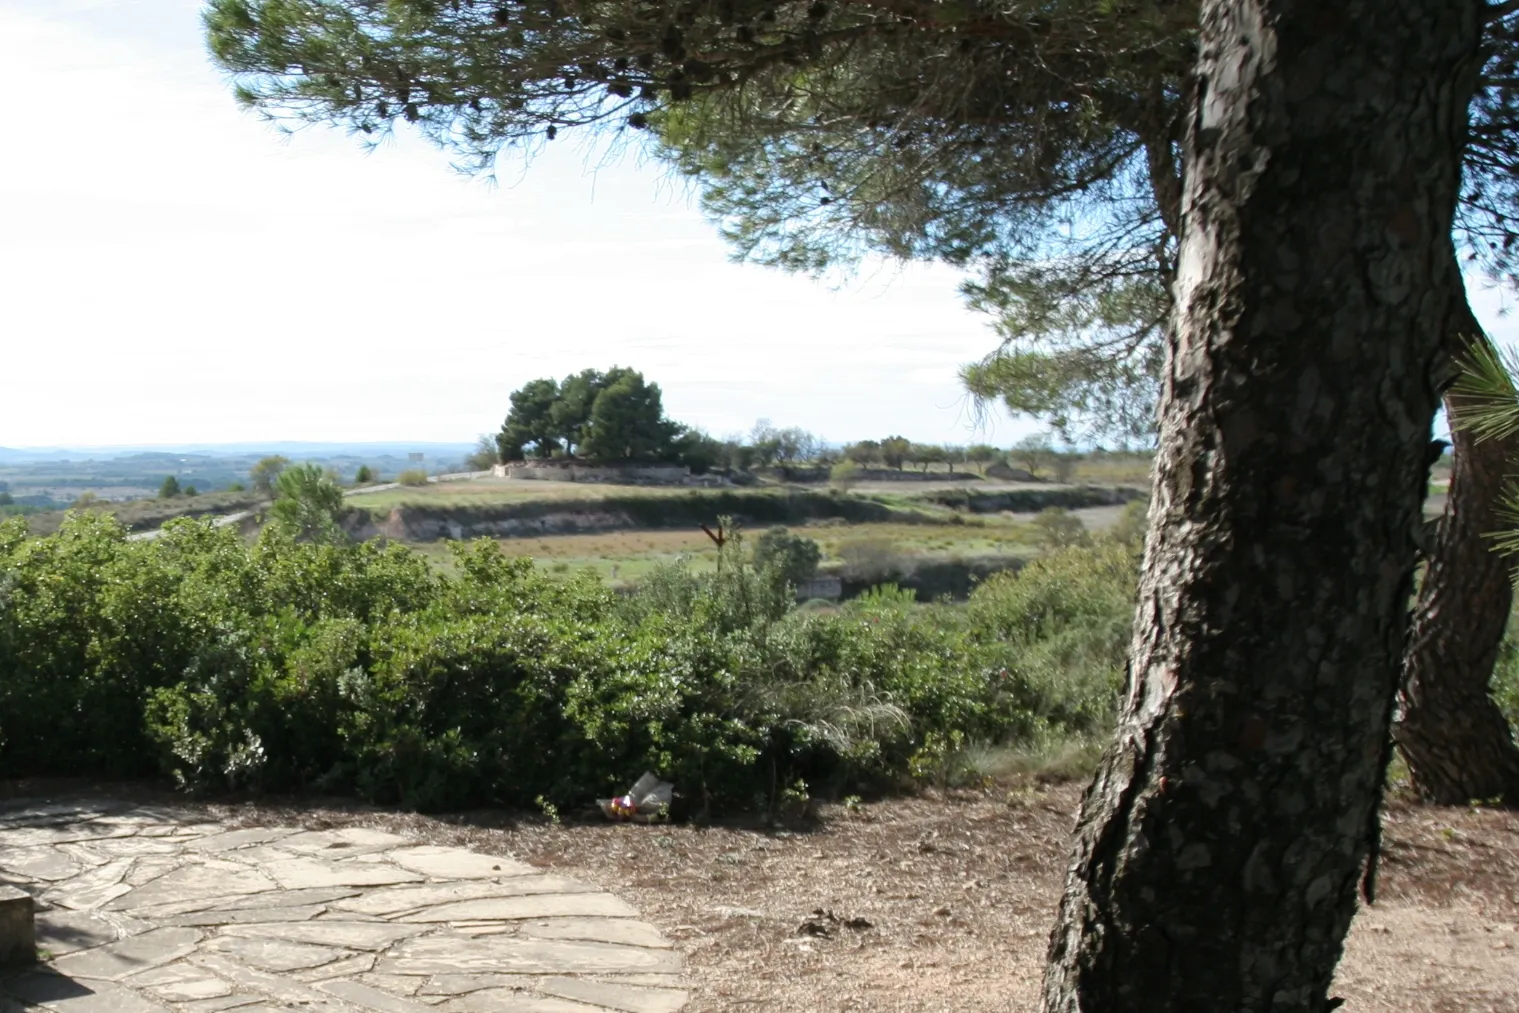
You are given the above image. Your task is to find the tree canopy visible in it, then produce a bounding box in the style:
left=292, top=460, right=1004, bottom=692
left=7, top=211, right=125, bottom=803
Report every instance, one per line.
left=496, top=367, right=687, bottom=463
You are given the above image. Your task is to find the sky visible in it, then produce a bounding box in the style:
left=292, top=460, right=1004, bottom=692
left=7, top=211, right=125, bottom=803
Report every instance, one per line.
left=0, top=0, right=1034, bottom=450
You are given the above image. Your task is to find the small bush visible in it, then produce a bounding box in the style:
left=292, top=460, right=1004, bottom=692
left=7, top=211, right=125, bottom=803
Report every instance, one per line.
left=753, top=526, right=822, bottom=589
left=397, top=469, right=430, bottom=487
left=1109, top=499, right=1150, bottom=548
left=830, top=460, right=863, bottom=489
left=836, top=536, right=903, bottom=580
left=1031, top=507, right=1088, bottom=550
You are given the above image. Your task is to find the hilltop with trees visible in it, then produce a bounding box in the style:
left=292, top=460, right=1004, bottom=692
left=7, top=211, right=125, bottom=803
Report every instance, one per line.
left=496, top=367, right=722, bottom=468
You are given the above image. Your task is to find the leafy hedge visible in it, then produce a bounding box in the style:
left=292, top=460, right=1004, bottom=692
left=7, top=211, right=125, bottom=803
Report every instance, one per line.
left=0, top=513, right=1139, bottom=812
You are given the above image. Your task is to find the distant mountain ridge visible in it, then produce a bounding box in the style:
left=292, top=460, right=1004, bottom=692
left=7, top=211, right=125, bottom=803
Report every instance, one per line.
left=0, top=442, right=475, bottom=465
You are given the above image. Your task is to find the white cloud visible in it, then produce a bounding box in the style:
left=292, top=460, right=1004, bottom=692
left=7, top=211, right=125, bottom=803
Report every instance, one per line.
left=0, top=0, right=1030, bottom=448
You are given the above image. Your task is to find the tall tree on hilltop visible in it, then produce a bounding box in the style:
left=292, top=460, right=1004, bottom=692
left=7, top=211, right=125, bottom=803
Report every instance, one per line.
left=497, top=377, right=561, bottom=461
left=205, top=1, right=1487, bottom=1005
left=580, top=370, right=678, bottom=460
left=552, top=367, right=634, bottom=456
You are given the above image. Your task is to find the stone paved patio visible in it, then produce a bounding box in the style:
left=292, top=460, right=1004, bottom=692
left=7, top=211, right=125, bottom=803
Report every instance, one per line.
left=0, top=800, right=687, bottom=1013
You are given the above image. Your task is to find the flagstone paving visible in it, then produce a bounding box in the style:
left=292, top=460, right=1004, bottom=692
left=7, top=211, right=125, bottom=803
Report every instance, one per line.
left=0, top=800, right=687, bottom=1013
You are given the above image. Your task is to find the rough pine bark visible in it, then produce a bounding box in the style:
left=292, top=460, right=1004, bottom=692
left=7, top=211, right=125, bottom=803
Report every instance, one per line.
left=1041, top=1, right=1483, bottom=1011
left=1396, top=298, right=1519, bottom=806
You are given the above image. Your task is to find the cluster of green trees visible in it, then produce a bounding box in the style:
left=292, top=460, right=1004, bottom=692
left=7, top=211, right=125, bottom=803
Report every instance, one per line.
left=496, top=368, right=698, bottom=464
left=837, top=433, right=1086, bottom=480
left=0, top=511, right=1137, bottom=812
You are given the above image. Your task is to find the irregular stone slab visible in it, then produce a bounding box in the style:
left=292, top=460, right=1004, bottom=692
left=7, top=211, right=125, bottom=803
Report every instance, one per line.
left=204, top=935, right=354, bottom=972
left=333, top=877, right=596, bottom=918
left=439, top=990, right=606, bottom=1013
left=0, top=886, right=36, bottom=967
left=0, top=847, right=83, bottom=882
left=106, top=860, right=276, bottom=911
left=224, top=920, right=427, bottom=951
left=191, top=950, right=383, bottom=1010
left=275, top=828, right=413, bottom=858
left=519, top=918, right=671, bottom=949
left=534, top=977, right=689, bottom=1013
left=400, top=894, right=638, bottom=923
left=175, top=996, right=264, bottom=1013
left=45, top=859, right=134, bottom=912
left=141, top=974, right=234, bottom=1001
left=382, top=937, right=681, bottom=977
left=3, top=970, right=172, bottom=1013
left=34, top=909, right=121, bottom=956
left=0, top=825, right=133, bottom=850
left=260, top=857, right=424, bottom=891
left=388, top=847, right=536, bottom=881
left=591, top=975, right=687, bottom=990
left=0, top=803, right=119, bottom=827
left=289, top=951, right=376, bottom=983
left=125, top=857, right=185, bottom=888
left=186, top=829, right=300, bottom=854
left=356, top=973, right=426, bottom=997
left=317, top=978, right=439, bottom=1012
left=153, top=886, right=360, bottom=924
left=49, top=926, right=202, bottom=981
left=54, top=846, right=112, bottom=871
left=167, top=904, right=331, bottom=928
left=71, top=837, right=184, bottom=858
left=127, top=961, right=219, bottom=987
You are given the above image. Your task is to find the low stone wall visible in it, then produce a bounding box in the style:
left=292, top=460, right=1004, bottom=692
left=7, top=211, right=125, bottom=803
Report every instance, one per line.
left=492, top=462, right=691, bottom=484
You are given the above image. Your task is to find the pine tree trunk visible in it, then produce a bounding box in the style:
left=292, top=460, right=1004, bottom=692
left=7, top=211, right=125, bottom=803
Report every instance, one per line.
left=1395, top=301, right=1519, bottom=805
left=1041, top=2, right=1481, bottom=1010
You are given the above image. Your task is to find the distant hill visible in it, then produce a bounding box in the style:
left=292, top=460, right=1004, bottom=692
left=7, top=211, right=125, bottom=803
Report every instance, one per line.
left=0, top=442, right=476, bottom=507
left=0, top=442, right=474, bottom=465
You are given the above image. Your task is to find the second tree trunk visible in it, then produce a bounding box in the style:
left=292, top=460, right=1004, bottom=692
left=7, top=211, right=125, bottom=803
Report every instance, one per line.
left=1395, top=292, right=1519, bottom=805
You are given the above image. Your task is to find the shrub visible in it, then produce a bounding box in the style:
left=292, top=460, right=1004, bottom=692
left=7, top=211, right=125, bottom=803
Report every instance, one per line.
left=397, top=469, right=430, bottom=487
left=829, top=460, right=863, bottom=489
left=753, top=526, right=822, bottom=590
left=1031, top=507, right=1088, bottom=550
left=270, top=463, right=346, bottom=543
left=836, top=535, right=902, bottom=581
left=1109, top=499, right=1150, bottom=547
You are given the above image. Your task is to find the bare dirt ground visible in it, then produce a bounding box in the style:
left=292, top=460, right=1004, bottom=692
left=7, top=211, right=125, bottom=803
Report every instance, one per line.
left=5, top=778, right=1514, bottom=1011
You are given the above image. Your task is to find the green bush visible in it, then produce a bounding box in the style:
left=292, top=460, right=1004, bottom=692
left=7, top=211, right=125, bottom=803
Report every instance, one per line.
left=0, top=513, right=1142, bottom=812
left=397, top=469, right=430, bottom=487
left=752, top=526, right=822, bottom=590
